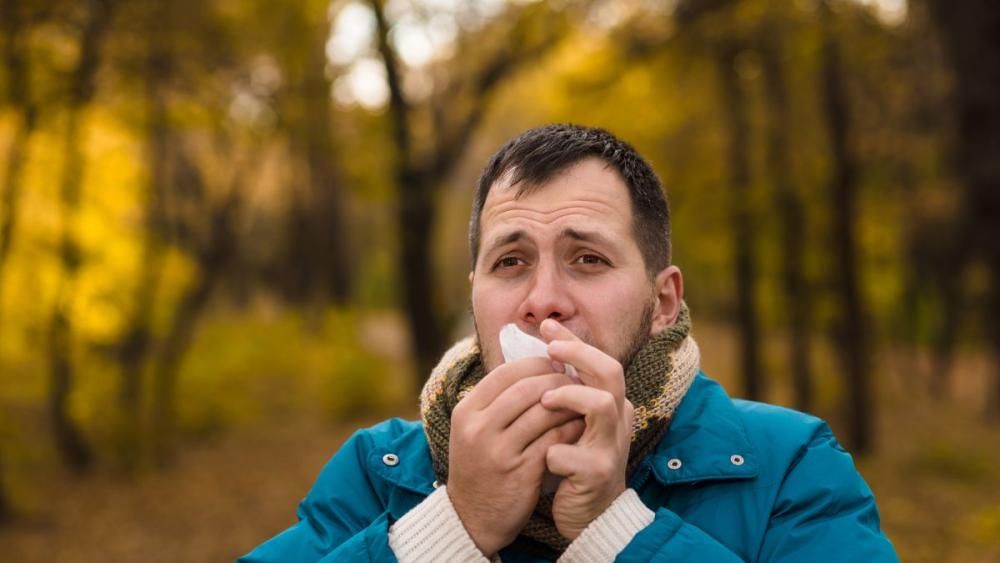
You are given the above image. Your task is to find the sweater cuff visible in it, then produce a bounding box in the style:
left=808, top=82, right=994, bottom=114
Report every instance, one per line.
left=388, top=485, right=491, bottom=563
left=557, top=488, right=654, bottom=563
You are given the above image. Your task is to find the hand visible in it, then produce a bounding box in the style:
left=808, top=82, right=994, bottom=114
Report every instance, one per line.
left=539, top=319, right=634, bottom=540
left=447, top=356, right=585, bottom=556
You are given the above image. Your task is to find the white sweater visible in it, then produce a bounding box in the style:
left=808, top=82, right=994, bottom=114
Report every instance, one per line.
left=388, top=486, right=655, bottom=562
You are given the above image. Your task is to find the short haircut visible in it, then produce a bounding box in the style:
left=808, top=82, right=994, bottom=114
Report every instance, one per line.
left=469, top=123, right=671, bottom=275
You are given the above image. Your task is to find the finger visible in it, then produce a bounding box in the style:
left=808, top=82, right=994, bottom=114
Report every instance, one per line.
left=540, top=385, right=623, bottom=442
left=546, top=339, right=624, bottom=398
left=503, top=401, right=583, bottom=453
left=540, top=320, right=586, bottom=384
left=545, top=442, right=623, bottom=482
left=540, top=318, right=582, bottom=343
left=481, top=372, right=576, bottom=430
left=545, top=443, right=589, bottom=477
left=523, top=418, right=585, bottom=462
left=459, top=357, right=556, bottom=411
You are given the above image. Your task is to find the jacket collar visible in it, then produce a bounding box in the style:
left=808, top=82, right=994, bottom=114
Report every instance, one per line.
left=639, top=372, right=759, bottom=487
left=367, top=421, right=438, bottom=496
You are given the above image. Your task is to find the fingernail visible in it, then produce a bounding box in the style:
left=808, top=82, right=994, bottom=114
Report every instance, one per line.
left=564, top=364, right=581, bottom=384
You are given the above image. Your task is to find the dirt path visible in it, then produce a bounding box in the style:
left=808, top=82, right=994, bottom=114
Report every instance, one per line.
left=0, top=416, right=370, bottom=563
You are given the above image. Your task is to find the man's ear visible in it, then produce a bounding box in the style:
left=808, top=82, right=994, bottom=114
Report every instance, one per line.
left=468, top=271, right=474, bottom=284
left=649, top=265, right=683, bottom=335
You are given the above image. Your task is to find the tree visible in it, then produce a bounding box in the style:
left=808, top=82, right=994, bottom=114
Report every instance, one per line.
left=277, top=4, right=351, bottom=309
left=112, top=0, right=174, bottom=468
left=149, top=138, right=255, bottom=465
left=368, top=0, right=572, bottom=382
left=758, top=11, right=813, bottom=412
left=0, top=0, right=43, bottom=327
left=0, top=0, right=43, bottom=522
left=925, top=0, right=1000, bottom=418
left=715, top=39, right=764, bottom=402
left=819, top=0, right=873, bottom=453
left=47, top=0, right=118, bottom=473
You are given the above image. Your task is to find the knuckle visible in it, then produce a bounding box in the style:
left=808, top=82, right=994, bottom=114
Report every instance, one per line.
left=511, top=376, right=550, bottom=403
left=508, top=380, right=535, bottom=405
left=457, top=419, right=483, bottom=443
left=489, top=447, right=515, bottom=471
left=611, top=361, right=624, bottom=379
left=596, top=392, right=617, bottom=416
left=610, top=365, right=626, bottom=392
left=485, top=446, right=502, bottom=467
left=592, top=458, right=615, bottom=481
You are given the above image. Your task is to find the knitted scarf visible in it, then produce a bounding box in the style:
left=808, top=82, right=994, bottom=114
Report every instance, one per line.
left=419, top=302, right=699, bottom=558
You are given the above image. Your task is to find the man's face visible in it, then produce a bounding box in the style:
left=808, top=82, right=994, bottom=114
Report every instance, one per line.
left=471, top=157, right=662, bottom=373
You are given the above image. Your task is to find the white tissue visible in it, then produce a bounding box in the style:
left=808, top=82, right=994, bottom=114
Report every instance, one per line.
left=499, top=323, right=580, bottom=383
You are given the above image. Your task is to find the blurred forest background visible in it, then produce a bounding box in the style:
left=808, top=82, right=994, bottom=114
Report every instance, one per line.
left=0, top=0, right=998, bottom=561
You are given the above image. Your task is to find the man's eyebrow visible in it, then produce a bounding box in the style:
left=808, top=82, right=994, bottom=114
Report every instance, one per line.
left=561, top=228, right=615, bottom=246
left=486, top=230, right=525, bottom=252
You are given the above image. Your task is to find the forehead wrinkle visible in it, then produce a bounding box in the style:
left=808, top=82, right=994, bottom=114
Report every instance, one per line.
left=481, top=200, right=632, bottom=256
left=483, top=201, right=623, bottom=226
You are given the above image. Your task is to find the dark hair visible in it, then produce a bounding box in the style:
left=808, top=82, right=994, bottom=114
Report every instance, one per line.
left=469, top=123, right=671, bottom=274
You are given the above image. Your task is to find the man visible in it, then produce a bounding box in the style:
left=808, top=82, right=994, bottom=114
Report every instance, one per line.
left=240, top=124, right=897, bottom=562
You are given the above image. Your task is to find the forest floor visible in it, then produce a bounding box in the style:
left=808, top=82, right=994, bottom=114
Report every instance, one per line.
left=1, top=322, right=999, bottom=562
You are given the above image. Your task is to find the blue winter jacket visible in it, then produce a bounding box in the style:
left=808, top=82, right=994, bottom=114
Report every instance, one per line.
left=239, top=373, right=898, bottom=562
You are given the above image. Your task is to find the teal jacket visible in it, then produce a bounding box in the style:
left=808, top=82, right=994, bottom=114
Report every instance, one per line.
left=240, top=374, right=898, bottom=562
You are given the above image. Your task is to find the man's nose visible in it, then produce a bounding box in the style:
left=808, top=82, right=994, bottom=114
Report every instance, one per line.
left=518, top=262, right=575, bottom=326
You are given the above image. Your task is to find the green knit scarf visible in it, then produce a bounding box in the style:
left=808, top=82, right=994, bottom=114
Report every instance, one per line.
left=419, top=302, right=699, bottom=558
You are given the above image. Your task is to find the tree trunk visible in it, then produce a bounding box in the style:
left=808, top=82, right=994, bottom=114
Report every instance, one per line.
left=0, top=0, right=35, bottom=507
left=49, top=114, right=95, bottom=472
left=281, top=14, right=352, bottom=310
left=819, top=0, right=873, bottom=454
left=398, top=175, right=447, bottom=380
left=0, top=450, right=9, bottom=523
left=989, top=256, right=1000, bottom=420
left=302, top=35, right=351, bottom=306
left=369, top=0, right=569, bottom=385
left=759, top=22, right=813, bottom=412
left=717, top=42, right=764, bottom=402
left=928, top=227, right=970, bottom=398
left=925, top=0, right=1000, bottom=419
left=46, top=0, right=116, bottom=472
left=0, top=15, right=31, bottom=505
left=149, top=151, right=242, bottom=465
left=115, top=0, right=172, bottom=468
left=370, top=0, right=447, bottom=382
left=149, top=265, right=217, bottom=466
left=0, top=113, right=34, bottom=301
left=0, top=0, right=39, bottom=334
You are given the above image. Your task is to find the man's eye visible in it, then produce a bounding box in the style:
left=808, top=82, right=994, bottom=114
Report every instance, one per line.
left=495, top=256, right=522, bottom=269
left=575, top=254, right=608, bottom=266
